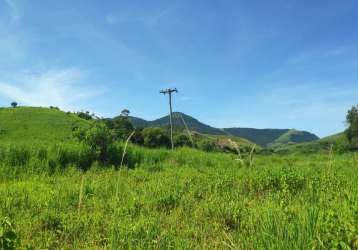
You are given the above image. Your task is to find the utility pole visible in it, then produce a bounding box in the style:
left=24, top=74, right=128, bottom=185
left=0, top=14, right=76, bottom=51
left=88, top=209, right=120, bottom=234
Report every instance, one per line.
left=160, top=88, right=178, bottom=150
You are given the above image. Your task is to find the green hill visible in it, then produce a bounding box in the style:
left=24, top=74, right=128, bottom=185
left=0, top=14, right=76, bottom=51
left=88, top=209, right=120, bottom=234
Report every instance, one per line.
left=270, top=129, right=320, bottom=147
left=0, top=107, right=90, bottom=145
left=128, top=112, right=226, bottom=135
left=223, top=128, right=319, bottom=147
left=1, top=107, right=319, bottom=150
left=271, top=132, right=350, bottom=154
left=127, top=112, right=319, bottom=147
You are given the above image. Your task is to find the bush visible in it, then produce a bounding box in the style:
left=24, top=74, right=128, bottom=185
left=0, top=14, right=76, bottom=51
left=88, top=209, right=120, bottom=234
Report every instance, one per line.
left=55, top=144, right=80, bottom=168
left=52, top=143, right=95, bottom=170
left=74, top=122, right=114, bottom=163
left=131, top=128, right=144, bottom=145
left=76, top=111, right=93, bottom=120
left=0, top=217, right=18, bottom=249
left=195, top=139, right=217, bottom=152
left=173, top=134, right=192, bottom=147
left=105, top=117, right=134, bottom=141
left=345, top=105, right=358, bottom=149
left=142, top=128, right=170, bottom=148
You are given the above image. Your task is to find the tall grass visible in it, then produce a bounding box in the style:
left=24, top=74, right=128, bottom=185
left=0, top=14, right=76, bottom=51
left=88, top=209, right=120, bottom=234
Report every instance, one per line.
left=0, top=144, right=357, bottom=249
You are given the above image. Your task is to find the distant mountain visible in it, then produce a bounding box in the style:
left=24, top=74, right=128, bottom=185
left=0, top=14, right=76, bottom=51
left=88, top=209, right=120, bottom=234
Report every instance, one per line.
left=128, top=112, right=226, bottom=135
left=125, top=112, right=320, bottom=147
left=223, top=128, right=319, bottom=147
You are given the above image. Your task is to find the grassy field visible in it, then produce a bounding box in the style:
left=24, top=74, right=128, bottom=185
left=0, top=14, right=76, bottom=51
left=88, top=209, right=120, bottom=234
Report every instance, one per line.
left=1, top=145, right=357, bottom=249
left=0, top=107, right=89, bottom=145
left=1, top=107, right=357, bottom=249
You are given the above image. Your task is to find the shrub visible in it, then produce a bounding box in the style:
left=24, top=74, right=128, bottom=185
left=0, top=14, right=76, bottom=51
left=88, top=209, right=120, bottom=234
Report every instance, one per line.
left=173, top=133, right=192, bottom=147
left=74, top=122, right=114, bottom=163
left=345, top=105, right=358, bottom=149
left=195, top=139, right=217, bottom=152
left=0, top=217, right=18, bottom=250
left=131, top=128, right=144, bottom=145
left=142, top=128, right=170, bottom=148
left=105, top=117, right=134, bottom=141
left=107, top=143, right=123, bottom=167
left=55, top=144, right=79, bottom=168
left=76, top=111, right=93, bottom=120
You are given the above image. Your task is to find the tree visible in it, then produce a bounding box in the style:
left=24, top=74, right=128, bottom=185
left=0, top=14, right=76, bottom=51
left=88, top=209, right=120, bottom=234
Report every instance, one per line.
left=345, top=105, right=358, bottom=148
left=11, top=102, right=18, bottom=108
left=120, top=109, right=130, bottom=117
left=74, top=122, right=114, bottom=163
left=105, top=117, right=134, bottom=141
left=77, top=111, right=93, bottom=120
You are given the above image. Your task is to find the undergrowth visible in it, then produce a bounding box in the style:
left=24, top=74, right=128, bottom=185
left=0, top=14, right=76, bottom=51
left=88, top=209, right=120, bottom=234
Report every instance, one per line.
left=0, top=144, right=357, bottom=249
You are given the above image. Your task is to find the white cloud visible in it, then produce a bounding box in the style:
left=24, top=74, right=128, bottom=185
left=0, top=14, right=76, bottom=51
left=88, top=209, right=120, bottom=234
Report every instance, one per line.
left=0, top=68, right=106, bottom=111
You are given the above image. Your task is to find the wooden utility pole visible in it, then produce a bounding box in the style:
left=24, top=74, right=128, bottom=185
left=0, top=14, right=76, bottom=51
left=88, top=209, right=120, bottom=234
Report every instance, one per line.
left=160, top=88, right=178, bottom=150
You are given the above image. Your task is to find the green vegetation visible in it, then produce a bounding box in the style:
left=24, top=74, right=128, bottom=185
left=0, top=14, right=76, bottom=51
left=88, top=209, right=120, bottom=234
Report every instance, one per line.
left=128, top=112, right=320, bottom=147
left=192, top=133, right=258, bottom=154
left=129, top=112, right=226, bottom=135
left=270, top=133, right=350, bottom=154
left=0, top=106, right=358, bottom=249
left=0, top=107, right=89, bottom=145
left=1, top=145, right=357, bottom=249
left=224, top=128, right=319, bottom=147
left=346, top=105, right=358, bottom=149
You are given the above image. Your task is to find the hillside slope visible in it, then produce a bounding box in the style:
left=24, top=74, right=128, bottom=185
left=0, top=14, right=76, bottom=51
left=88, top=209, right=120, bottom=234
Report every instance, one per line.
left=272, top=132, right=349, bottom=154
left=0, top=107, right=90, bottom=145
left=128, top=112, right=226, bottom=135
left=223, top=128, right=319, bottom=147
left=128, top=113, right=319, bottom=147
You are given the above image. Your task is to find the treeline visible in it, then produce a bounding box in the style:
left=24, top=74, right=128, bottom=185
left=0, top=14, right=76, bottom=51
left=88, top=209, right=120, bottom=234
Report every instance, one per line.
left=73, top=109, right=252, bottom=154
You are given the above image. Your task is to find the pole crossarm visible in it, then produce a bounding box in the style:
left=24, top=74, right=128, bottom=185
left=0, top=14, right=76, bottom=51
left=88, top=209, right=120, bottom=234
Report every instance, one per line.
left=160, top=88, right=178, bottom=95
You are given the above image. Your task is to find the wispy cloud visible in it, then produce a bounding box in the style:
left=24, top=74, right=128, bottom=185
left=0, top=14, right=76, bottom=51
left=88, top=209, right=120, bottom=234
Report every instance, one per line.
left=0, top=68, right=106, bottom=111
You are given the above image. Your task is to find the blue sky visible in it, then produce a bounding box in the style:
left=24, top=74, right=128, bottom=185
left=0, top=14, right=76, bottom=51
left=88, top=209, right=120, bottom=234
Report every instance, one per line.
left=0, top=0, right=358, bottom=137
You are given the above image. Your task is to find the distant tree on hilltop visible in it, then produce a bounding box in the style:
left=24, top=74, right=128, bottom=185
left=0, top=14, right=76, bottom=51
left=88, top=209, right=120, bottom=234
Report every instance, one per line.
left=11, top=102, right=18, bottom=108
left=120, top=109, right=130, bottom=117
left=77, top=111, right=93, bottom=120
left=345, top=105, right=358, bottom=148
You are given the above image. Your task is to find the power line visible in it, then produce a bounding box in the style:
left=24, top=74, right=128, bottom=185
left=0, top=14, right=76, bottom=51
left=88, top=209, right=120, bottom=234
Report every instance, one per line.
left=178, top=112, right=194, bottom=145
left=160, top=88, right=178, bottom=150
